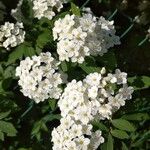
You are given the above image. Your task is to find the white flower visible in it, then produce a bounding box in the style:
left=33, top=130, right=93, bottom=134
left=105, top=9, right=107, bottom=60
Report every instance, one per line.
left=32, top=0, right=67, bottom=20
left=119, top=85, right=134, bottom=100
left=0, top=22, right=25, bottom=50
left=108, top=94, right=125, bottom=109
left=16, top=52, right=65, bottom=103
left=11, top=0, right=23, bottom=21
left=53, top=11, right=120, bottom=63
left=88, top=86, right=98, bottom=99
left=59, top=68, right=133, bottom=121
left=51, top=117, right=104, bottom=150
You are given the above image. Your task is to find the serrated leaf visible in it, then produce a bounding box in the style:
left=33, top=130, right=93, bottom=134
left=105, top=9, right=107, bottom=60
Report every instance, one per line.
left=122, top=142, right=128, bottom=150
left=36, top=29, right=51, bottom=49
left=107, top=133, right=113, bottom=150
left=71, top=3, right=81, bottom=16
left=0, top=111, right=11, bottom=120
left=111, top=129, right=129, bottom=139
left=24, top=46, right=35, bottom=57
left=111, top=119, right=136, bottom=132
left=0, top=131, right=4, bottom=141
left=92, top=120, right=109, bottom=132
left=7, top=45, right=25, bottom=64
left=0, top=121, right=17, bottom=136
left=121, top=113, right=150, bottom=121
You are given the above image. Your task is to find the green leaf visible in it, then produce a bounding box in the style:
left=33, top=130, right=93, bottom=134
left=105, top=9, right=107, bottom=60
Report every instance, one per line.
left=48, top=99, right=57, bottom=111
left=31, top=121, right=41, bottom=135
left=128, top=76, right=150, bottom=90
left=7, top=44, right=25, bottom=64
left=2, top=78, right=13, bottom=90
left=0, top=131, right=4, bottom=141
left=122, top=142, right=128, bottom=150
left=107, top=133, right=113, bottom=150
left=0, top=111, right=11, bottom=120
left=71, top=2, right=81, bottom=16
left=42, top=114, right=61, bottom=122
left=111, top=129, right=129, bottom=139
left=121, top=113, right=150, bottom=121
left=0, top=121, right=17, bottom=136
left=92, top=120, right=109, bottom=132
left=132, top=130, right=150, bottom=147
left=111, top=119, right=136, bottom=132
left=24, top=46, right=35, bottom=57
left=61, top=61, right=68, bottom=72
left=36, top=29, right=51, bottom=49
left=98, top=51, right=117, bottom=71
left=3, top=66, right=16, bottom=79
left=79, top=62, right=101, bottom=74
left=21, top=0, right=33, bottom=22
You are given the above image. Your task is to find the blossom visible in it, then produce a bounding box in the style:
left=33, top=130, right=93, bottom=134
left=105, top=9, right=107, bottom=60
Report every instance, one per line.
left=0, top=22, right=25, bottom=50
left=16, top=52, right=65, bottom=103
left=32, top=0, right=67, bottom=20
left=53, top=10, right=120, bottom=63
left=51, top=117, right=104, bottom=150
left=58, top=68, right=134, bottom=122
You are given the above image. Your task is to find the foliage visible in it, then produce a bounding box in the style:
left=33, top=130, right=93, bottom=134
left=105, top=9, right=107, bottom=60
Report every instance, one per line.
left=0, top=0, right=149, bottom=149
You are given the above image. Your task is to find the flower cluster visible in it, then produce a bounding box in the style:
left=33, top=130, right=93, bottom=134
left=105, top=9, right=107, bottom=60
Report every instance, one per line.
left=58, top=68, right=134, bottom=122
left=53, top=12, right=120, bottom=63
left=52, top=68, right=133, bottom=149
left=16, top=52, right=65, bottom=103
left=32, top=0, right=67, bottom=20
left=0, top=22, right=25, bottom=50
left=51, top=116, right=104, bottom=150
left=11, top=0, right=23, bottom=21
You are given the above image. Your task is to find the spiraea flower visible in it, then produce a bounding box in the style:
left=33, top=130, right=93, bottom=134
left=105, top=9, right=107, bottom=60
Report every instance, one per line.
left=0, top=22, right=25, bottom=50
left=53, top=10, right=120, bottom=63
left=51, top=116, right=104, bottom=150
left=16, top=52, right=65, bottom=103
left=58, top=68, right=134, bottom=122
left=11, top=0, right=23, bottom=21
left=32, top=0, right=67, bottom=20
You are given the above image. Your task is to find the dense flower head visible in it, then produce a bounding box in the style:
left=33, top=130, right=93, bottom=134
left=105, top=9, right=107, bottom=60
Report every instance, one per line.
left=15, top=52, right=65, bottom=103
left=58, top=68, right=134, bottom=123
left=11, top=0, right=23, bottom=21
left=53, top=11, right=120, bottom=63
left=51, top=116, right=104, bottom=150
left=32, top=0, right=67, bottom=20
left=0, top=22, right=25, bottom=50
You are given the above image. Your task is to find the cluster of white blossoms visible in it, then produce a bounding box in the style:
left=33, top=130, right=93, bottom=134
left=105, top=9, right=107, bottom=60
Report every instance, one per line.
left=32, top=0, right=67, bottom=20
left=0, top=22, right=25, bottom=50
left=53, top=11, right=120, bottom=63
left=51, top=116, right=104, bottom=150
left=52, top=68, right=133, bottom=149
left=11, top=0, right=23, bottom=21
left=58, top=68, right=134, bottom=122
left=15, top=52, right=65, bottom=103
